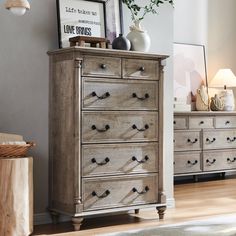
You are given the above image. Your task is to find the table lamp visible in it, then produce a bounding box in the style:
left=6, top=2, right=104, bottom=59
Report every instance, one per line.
left=210, top=69, right=236, bottom=111
left=5, top=0, right=30, bottom=16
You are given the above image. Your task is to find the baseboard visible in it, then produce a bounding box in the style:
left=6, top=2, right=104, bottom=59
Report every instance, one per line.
left=34, top=198, right=176, bottom=225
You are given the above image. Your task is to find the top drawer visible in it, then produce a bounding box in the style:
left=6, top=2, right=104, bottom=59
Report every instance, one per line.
left=215, top=116, right=236, bottom=128
left=174, top=116, right=188, bottom=130
left=189, top=117, right=214, bottom=129
left=122, top=59, right=159, bottom=80
left=82, top=56, right=121, bottom=78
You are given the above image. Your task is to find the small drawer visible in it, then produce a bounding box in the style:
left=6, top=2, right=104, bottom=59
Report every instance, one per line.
left=215, top=116, right=236, bottom=128
left=174, top=116, right=188, bottom=130
left=203, top=129, right=236, bottom=150
left=174, top=130, right=201, bottom=151
left=122, top=59, right=159, bottom=80
left=203, top=150, right=236, bottom=171
left=82, top=143, right=158, bottom=177
left=82, top=56, right=121, bottom=78
left=83, top=174, right=158, bottom=211
left=174, top=151, right=201, bottom=174
left=82, top=111, right=158, bottom=143
left=189, top=117, right=214, bottom=129
left=82, top=78, right=158, bottom=110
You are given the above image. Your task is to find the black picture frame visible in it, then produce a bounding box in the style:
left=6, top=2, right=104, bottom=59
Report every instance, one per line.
left=56, top=0, right=123, bottom=48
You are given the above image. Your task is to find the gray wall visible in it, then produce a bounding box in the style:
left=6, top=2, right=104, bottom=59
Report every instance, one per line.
left=0, top=0, right=174, bottom=220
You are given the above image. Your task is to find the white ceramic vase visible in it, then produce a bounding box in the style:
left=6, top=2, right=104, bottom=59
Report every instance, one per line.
left=126, top=20, right=151, bottom=52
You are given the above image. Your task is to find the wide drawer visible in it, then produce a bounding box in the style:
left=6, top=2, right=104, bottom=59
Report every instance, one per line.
left=173, top=116, right=188, bottom=130
left=189, top=116, right=214, bottom=129
left=203, top=129, right=236, bottom=150
left=122, top=59, right=159, bottom=80
left=174, top=151, right=201, bottom=174
left=82, top=174, right=158, bottom=211
left=82, top=78, right=158, bottom=110
left=82, top=143, right=158, bottom=177
left=174, top=130, right=201, bottom=151
left=82, top=56, right=121, bottom=78
left=215, top=116, right=236, bottom=128
left=203, top=150, right=236, bottom=171
left=82, top=111, right=158, bottom=143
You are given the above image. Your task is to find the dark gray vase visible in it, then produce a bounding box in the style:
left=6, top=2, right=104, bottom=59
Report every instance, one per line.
left=112, top=34, right=131, bottom=50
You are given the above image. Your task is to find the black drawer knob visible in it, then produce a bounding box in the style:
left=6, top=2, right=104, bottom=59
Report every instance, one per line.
left=91, top=91, right=110, bottom=99
left=139, top=66, right=145, bottom=72
left=187, top=160, right=198, bottom=165
left=132, top=155, right=149, bottom=163
left=132, top=124, right=149, bottom=132
left=100, top=64, right=107, bottom=69
left=92, top=190, right=110, bottom=198
left=187, top=138, right=198, bottom=144
left=206, top=159, right=216, bottom=165
left=132, top=186, right=149, bottom=194
left=91, top=124, right=110, bottom=132
left=132, top=93, right=149, bottom=100
left=206, top=138, right=216, bottom=143
left=91, top=157, right=110, bottom=166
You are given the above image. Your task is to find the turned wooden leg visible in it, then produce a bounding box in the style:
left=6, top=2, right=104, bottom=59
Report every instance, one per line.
left=72, top=217, right=83, bottom=231
left=156, top=206, right=166, bottom=220
left=134, top=209, right=140, bottom=214
left=193, top=175, right=198, bottom=182
left=49, top=210, right=60, bottom=224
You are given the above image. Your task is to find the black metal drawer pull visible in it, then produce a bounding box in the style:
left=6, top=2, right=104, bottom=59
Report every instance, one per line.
left=225, top=121, right=230, bottom=125
left=227, top=137, right=236, bottom=142
left=132, top=93, right=149, bottom=100
left=92, top=190, right=110, bottom=198
left=132, top=124, right=149, bottom=132
left=206, top=159, right=216, bottom=165
left=91, top=157, right=110, bottom=166
left=132, top=155, right=149, bottom=163
left=132, top=186, right=149, bottom=194
left=139, top=66, right=145, bottom=72
left=199, top=121, right=204, bottom=124
left=91, top=124, right=110, bottom=132
left=91, top=91, right=110, bottom=99
left=187, top=138, right=198, bottom=144
left=100, top=64, right=107, bottom=69
left=173, top=120, right=176, bottom=125
left=187, top=160, right=198, bottom=165
left=206, top=138, right=216, bottom=143
left=227, top=157, right=236, bottom=163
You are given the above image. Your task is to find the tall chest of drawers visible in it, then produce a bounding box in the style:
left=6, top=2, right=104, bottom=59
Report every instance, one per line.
left=48, top=47, right=168, bottom=230
left=174, top=112, right=236, bottom=180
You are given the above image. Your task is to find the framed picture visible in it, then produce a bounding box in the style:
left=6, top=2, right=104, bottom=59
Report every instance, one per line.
left=173, top=43, right=208, bottom=105
left=56, top=0, right=123, bottom=48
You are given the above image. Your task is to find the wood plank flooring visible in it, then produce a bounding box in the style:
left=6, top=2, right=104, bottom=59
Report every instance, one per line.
left=33, top=175, right=236, bottom=236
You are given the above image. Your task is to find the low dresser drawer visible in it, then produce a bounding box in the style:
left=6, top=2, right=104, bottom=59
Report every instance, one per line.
left=122, top=59, right=159, bottom=80
left=82, top=56, right=121, bottom=78
left=82, top=78, right=158, bottom=110
left=82, top=111, right=158, bottom=143
left=203, top=129, right=236, bottom=150
left=173, top=116, right=188, bottom=130
left=82, top=143, right=158, bottom=177
left=174, top=151, right=201, bottom=174
left=215, top=116, right=236, bottom=128
left=174, top=130, right=201, bottom=151
left=83, top=174, right=158, bottom=211
left=189, top=117, right=214, bottom=129
left=203, top=150, right=236, bottom=171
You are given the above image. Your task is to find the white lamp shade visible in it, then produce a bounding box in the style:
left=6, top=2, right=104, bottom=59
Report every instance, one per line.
left=210, top=69, right=236, bottom=88
left=5, top=0, right=30, bottom=15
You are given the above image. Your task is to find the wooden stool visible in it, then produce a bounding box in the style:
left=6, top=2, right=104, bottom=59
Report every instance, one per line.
left=69, top=36, right=110, bottom=48
left=0, top=157, right=33, bottom=236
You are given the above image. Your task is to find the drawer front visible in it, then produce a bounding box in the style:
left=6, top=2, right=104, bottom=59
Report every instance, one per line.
left=203, top=150, right=236, bottom=171
left=82, top=111, right=158, bottom=143
left=82, top=78, right=158, bottom=110
left=82, top=143, right=158, bottom=177
left=83, top=174, right=158, bottom=211
left=174, top=131, right=201, bottom=151
left=174, top=116, right=188, bottom=130
left=122, top=59, right=159, bottom=80
left=203, top=129, right=236, bottom=150
left=82, top=56, right=121, bottom=78
left=174, top=151, right=201, bottom=174
left=189, top=117, right=214, bottom=129
left=215, top=116, right=236, bottom=128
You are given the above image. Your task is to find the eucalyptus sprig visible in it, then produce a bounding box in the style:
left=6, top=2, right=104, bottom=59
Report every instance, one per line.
left=122, top=0, right=174, bottom=21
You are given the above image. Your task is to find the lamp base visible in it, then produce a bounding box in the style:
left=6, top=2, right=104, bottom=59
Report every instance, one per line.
left=219, top=90, right=235, bottom=111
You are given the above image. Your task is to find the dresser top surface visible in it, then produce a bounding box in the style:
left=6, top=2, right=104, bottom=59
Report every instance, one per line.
left=47, top=46, right=168, bottom=60
left=174, top=111, right=236, bottom=116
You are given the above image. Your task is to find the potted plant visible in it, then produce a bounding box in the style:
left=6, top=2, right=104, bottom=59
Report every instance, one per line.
left=122, top=0, right=174, bottom=52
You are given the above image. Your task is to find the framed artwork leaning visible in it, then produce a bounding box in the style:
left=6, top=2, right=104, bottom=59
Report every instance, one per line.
left=56, top=0, right=123, bottom=48
left=173, top=43, right=208, bottom=106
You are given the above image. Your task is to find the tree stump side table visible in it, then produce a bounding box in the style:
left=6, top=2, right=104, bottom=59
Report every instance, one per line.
left=0, top=157, right=33, bottom=236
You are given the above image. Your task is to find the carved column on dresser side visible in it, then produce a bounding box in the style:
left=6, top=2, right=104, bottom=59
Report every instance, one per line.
left=72, top=217, right=84, bottom=231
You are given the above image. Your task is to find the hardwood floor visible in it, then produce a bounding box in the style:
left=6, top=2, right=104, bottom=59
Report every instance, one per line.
left=33, top=175, right=236, bottom=236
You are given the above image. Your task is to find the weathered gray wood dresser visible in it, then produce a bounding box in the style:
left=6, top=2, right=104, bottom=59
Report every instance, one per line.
left=48, top=47, right=168, bottom=230
left=174, top=111, right=236, bottom=181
